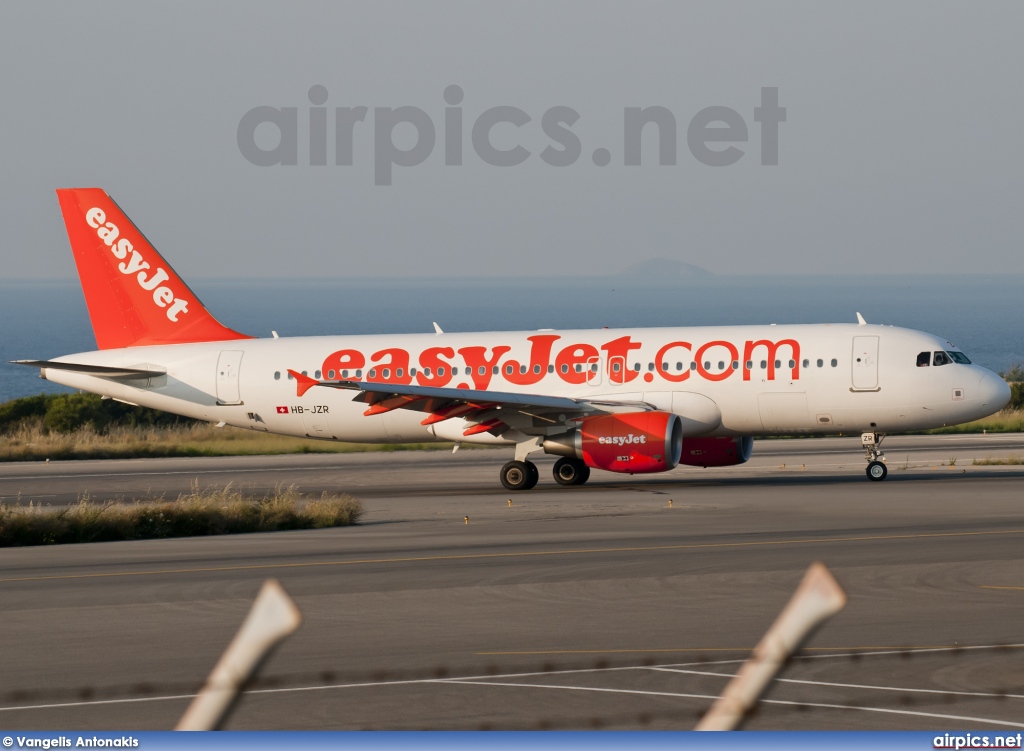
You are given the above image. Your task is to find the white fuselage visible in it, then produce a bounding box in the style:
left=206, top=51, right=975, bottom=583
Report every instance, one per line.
left=42, top=323, right=1008, bottom=444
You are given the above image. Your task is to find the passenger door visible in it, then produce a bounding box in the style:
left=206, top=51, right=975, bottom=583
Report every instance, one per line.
left=215, top=350, right=244, bottom=405
left=851, top=336, right=879, bottom=391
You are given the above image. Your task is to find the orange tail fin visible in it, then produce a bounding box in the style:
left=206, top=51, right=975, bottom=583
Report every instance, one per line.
left=56, top=188, right=252, bottom=350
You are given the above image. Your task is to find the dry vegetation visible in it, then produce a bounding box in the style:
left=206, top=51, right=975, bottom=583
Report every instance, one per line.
left=972, top=455, right=1024, bottom=466
left=0, top=421, right=448, bottom=462
left=923, top=410, right=1024, bottom=435
left=0, top=484, right=362, bottom=547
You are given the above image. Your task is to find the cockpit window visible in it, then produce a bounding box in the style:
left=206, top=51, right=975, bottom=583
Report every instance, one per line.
left=933, top=351, right=952, bottom=366
left=916, top=352, right=930, bottom=367
left=946, top=351, right=971, bottom=364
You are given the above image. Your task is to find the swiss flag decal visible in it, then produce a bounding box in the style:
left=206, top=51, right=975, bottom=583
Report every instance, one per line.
left=276, top=406, right=289, bottom=414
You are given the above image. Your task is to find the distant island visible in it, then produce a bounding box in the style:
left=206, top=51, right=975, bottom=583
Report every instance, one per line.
left=618, top=258, right=713, bottom=278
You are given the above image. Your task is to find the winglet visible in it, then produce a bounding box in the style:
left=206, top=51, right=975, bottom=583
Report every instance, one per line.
left=856, top=312, right=867, bottom=326
left=287, top=369, right=319, bottom=397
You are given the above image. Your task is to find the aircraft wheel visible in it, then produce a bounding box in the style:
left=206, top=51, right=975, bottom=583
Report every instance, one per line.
left=502, top=460, right=537, bottom=491
left=553, top=457, right=590, bottom=486
left=524, top=460, right=539, bottom=489
left=866, top=461, right=888, bottom=481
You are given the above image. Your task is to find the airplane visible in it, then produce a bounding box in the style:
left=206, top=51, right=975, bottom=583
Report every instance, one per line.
left=13, top=188, right=1011, bottom=490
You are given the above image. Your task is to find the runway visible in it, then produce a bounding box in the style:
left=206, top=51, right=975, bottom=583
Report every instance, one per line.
left=1, top=434, right=1023, bottom=730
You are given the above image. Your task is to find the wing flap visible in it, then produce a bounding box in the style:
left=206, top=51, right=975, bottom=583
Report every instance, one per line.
left=287, top=373, right=660, bottom=432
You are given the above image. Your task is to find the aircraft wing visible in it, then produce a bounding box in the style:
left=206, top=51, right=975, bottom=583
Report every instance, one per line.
left=286, top=370, right=652, bottom=437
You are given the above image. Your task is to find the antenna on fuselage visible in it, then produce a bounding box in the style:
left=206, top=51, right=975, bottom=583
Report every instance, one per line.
left=433, top=322, right=444, bottom=335
left=856, top=312, right=867, bottom=326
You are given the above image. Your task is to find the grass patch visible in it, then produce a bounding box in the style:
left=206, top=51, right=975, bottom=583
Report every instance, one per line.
left=0, top=485, right=362, bottom=547
left=922, top=410, right=1024, bottom=435
left=0, top=422, right=455, bottom=462
left=972, top=456, right=1024, bottom=466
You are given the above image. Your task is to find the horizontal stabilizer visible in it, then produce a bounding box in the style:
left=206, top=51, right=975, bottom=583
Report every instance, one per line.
left=11, top=360, right=166, bottom=379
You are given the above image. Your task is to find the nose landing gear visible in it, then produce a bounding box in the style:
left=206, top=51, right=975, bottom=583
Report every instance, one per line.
left=862, top=432, right=887, bottom=481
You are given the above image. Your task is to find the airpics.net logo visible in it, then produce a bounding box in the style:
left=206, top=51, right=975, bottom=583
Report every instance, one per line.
left=237, top=85, right=786, bottom=185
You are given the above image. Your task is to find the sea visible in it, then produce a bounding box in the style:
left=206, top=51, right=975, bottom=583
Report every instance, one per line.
left=0, top=275, right=1021, bottom=404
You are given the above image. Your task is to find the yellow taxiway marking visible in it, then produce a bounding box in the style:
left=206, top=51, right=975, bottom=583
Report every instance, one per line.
left=3, top=527, right=1024, bottom=584
left=477, top=643, right=1024, bottom=656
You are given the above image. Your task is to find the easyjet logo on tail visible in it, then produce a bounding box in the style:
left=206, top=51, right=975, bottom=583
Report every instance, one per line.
left=85, top=207, right=189, bottom=322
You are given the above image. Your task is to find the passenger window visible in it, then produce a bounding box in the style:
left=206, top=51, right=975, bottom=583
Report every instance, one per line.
left=409, top=368, right=416, bottom=376
left=830, top=359, right=838, bottom=367
left=355, top=369, right=362, bottom=378
left=547, top=364, right=554, bottom=373
left=760, top=360, right=767, bottom=369
left=422, top=368, right=429, bottom=376
left=328, top=369, right=335, bottom=379
left=802, top=359, right=809, bottom=368
left=561, top=364, right=569, bottom=373
left=368, top=369, right=376, bottom=378
left=661, top=362, right=669, bottom=371
left=732, top=361, right=739, bottom=370
left=492, top=366, right=499, bottom=375
left=505, top=365, right=514, bottom=375
left=933, top=351, right=951, bottom=366
left=816, top=359, right=823, bottom=368
left=704, top=361, right=711, bottom=370
left=342, top=369, right=349, bottom=378
left=479, top=366, right=486, bottom=375
left=382, top=369, right=390, bottom=378
left=634, top=363, right=641, bottom=371
left=437, top=367, right=446, bottom=376
left=575, top=364, right=582, bottom=372
left=287, top=372, right=293, bottom=380
left=613, top=362, right=622, bottom=372
left=520, top=365, right=528, bottom=374
left=746, top=360, right=753, bottom=370
left=534, top=364, right=541, bottom=374
left=717, top=361, right=724, bottom=370
left=274, top=371, right=281, bottom=380
left=676, top=362, right=683, bottom=371
left=396, top=368, right=403, bottom=378
left=788, top=360, right=795, bottom=369
left=648, top=363, right=655, bottom=371
left=315, top=370, right=322, bottom=379
left=774, top=360, right=781, bottom=369
left=690, top=362, right=697, bottom=371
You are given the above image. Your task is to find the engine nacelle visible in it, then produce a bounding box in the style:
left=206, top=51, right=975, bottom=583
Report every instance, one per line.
left=678, top=436, right=753, bottom=467
left=543, top=411, right=683, bottom=474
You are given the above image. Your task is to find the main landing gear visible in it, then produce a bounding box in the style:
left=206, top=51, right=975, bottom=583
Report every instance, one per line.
left=552, top=457, right=590, bottom=486
left=500, top=460, right=539, bottom=491
left=500, top=457, right=591, bottom=490
left=862, top=432, right=887, bottom=481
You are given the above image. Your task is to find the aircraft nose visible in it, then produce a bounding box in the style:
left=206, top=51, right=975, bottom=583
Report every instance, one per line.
left=978, top=370, right=1011, bottom=411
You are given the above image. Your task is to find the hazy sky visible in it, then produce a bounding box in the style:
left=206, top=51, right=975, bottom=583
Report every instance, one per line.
left=1, top=1, right=1022, bottom=279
